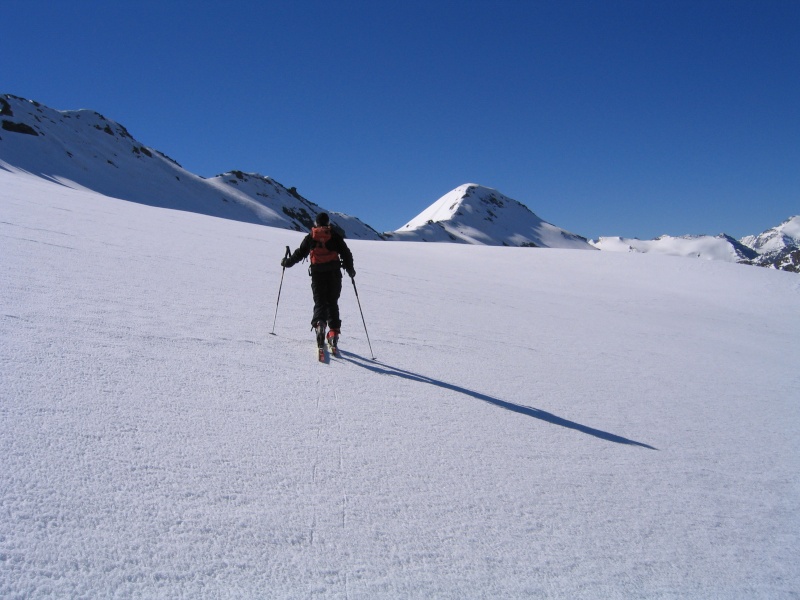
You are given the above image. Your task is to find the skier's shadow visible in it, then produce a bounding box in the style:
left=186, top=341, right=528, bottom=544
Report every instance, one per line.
left=341, top=351, right=657, bottom=450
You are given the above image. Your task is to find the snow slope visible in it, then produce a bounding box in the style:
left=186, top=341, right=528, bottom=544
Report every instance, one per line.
left=2, top=167, right=799, bottom=598
left=0, top=94, right=382, bottom=240
left=388, top=184, right=594, bottom=249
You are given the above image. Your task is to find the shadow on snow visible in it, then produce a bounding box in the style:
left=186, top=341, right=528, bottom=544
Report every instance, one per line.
left=341, top=351, right=657, bottom=450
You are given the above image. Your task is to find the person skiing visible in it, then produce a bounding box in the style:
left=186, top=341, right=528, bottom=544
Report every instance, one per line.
left=281, top=213, right=355, bottom=355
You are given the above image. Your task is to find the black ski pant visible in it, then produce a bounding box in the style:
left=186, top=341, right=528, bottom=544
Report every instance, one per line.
left=310, top=270, right=343, bottom=331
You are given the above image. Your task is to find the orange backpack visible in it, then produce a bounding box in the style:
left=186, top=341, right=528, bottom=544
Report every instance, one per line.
left=310, top=226, right=339, bottom=265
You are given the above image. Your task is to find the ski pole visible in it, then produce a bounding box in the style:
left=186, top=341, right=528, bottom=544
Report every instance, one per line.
left=350, top=276, right=375, bottom=360
left=270, top=246, right=291, bottom=335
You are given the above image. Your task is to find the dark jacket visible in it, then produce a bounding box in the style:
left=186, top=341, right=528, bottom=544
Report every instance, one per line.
left=286, top=227, right=354, bottom=275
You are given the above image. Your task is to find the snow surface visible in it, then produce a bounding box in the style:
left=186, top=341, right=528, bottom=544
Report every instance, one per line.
left=2, top=167, right=800, bottom=598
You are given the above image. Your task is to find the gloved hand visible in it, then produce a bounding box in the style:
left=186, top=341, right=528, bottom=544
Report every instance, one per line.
left=281, top=258, right=290, bottom=268
left=346, top=267, right=356, bottom=278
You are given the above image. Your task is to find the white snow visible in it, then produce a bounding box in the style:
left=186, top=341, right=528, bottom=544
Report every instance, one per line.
left=2, top=167, right=799, bottom=598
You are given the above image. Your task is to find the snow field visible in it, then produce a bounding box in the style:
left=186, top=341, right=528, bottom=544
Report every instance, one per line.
left=2, top=168, right=799, bottom=598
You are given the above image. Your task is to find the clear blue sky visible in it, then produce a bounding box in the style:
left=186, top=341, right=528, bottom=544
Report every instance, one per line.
left=3, top=0, right=798, bottom=239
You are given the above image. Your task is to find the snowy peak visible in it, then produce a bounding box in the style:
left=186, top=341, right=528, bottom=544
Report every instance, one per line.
left=740, top=216, right=800, bottom=272
left=0, top=94, right=383, bottom=240
left=388, top=184, right=594, bottom=249
left=0, top=93, right=176, bottom=179
left=2, top=94, right=135, bottom=143
left=209, top=170, right=383, bottom=239
left=740, top=215, right=800, bottom=254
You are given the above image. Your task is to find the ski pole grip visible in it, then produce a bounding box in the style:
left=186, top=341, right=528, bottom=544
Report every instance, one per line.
left=284, top=246, right=290, bottom=258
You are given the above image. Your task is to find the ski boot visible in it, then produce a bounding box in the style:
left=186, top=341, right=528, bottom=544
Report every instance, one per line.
left=326, top=328, right=340, bottom=356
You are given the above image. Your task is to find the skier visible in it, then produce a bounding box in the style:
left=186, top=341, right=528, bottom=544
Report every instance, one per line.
left=281, top=213, right=355, bottom=356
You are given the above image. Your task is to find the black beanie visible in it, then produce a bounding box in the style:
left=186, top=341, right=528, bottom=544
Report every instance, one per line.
left=315, top=213, right=330, bottom=226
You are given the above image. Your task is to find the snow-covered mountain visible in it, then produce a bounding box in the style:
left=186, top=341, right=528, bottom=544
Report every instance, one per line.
left=741, top=215, right=800, bottom=253
left=208, top=170, right=382, bottom=239
left=386, top=183, right=594, bottom=249
left=1, top=94, right=590, bottom=249
left=2, top=93, right=797, bottom=270
left=0, top=94, right=382, bottom=240
left=592, top=218, right=800, bottom=273
left=741, top=215, right=800, bottom=272
left=591, top=233, right=759, bottom=263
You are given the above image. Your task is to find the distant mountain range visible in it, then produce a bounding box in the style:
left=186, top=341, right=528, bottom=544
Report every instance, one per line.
left=591, top=218, right=800, bottom=272
left=1, top=93, right=797, bottom=271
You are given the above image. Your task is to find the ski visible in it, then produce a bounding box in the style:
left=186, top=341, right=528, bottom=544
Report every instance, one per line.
left=315, top=323, right=326, bottom=362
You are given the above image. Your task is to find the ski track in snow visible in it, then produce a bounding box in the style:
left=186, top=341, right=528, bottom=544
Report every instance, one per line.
left=1, top=169, right=799, bottom=598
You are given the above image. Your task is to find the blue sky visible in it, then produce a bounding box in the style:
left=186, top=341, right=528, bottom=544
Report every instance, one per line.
left=3, top=0, right=798, bottom=239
